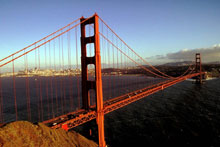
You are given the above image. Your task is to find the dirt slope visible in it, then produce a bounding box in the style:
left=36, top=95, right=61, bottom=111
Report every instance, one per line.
left=0, top=121, right=98, bottom=147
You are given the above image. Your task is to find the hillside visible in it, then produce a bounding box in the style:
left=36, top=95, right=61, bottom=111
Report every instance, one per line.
left=0, top=121, right=97, bottom=147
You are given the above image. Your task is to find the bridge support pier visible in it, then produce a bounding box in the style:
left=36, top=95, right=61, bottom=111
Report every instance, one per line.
left=80, top=14, right=106, bottom=147
left=195, top=53, right=202, bottom=84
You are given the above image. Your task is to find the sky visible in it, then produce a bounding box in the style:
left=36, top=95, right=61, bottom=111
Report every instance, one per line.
left=0, top=0, right=220, bottom=63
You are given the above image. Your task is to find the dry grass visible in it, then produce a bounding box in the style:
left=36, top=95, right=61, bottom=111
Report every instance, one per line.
left=0, top=121, right=98, bottom=147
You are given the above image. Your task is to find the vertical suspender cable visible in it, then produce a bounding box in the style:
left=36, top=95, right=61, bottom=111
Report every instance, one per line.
left=0, top=69, right=3, bottom=123
left=76, top=27, right=80, bottom=109
left=38, top=46, right=43, bottom=121
left=59, top=35, right=64, bottom=114
left=54, top=36, right=59, bottom=115
left=12, top=56, right=18, bottom=121
left=45, top=41, right=50, bottom=119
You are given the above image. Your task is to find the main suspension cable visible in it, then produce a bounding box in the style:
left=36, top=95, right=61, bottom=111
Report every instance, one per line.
left=98, top=16, right=194, bottom=79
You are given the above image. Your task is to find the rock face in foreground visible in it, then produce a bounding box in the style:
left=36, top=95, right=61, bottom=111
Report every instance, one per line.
left=0, top=121, right=98, bottom=147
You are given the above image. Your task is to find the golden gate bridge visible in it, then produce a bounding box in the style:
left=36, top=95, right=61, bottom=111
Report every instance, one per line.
left=0, top=13, right=204, bottom=147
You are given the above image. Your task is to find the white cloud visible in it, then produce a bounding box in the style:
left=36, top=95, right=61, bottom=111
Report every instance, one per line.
left=213, top=44, right=220, bottom=47
left=181, top=48, right=189, bottom=52
left=146, top=44, right=220, bottom=63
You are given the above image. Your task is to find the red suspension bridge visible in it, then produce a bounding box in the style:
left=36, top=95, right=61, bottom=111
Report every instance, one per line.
left=0, top=14, right=204, bottom=147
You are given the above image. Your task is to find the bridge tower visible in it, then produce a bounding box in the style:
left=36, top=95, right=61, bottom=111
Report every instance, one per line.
left=195, top=53, right=202, bottom=84
left=80, top=14, right=106, bottom=147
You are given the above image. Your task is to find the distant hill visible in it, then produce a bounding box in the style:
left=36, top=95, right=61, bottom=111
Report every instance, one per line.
left=162, top=61, right=193, bottom=66
left=204, top=61, right=220, bottom=65
left=161, top=61, right=220, bottom=66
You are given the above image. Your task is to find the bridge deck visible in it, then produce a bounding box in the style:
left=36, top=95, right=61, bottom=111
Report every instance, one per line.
left=43, top=73, right=203, bottom=130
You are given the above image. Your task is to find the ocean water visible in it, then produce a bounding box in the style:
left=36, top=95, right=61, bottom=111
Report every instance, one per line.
left=0, top=75, right=164, bottom=122
left=1, top=76, right=220, bottom=146
left=101, top=78, right=220, bottom=147
left=75, top=78, right=220, bottom=147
